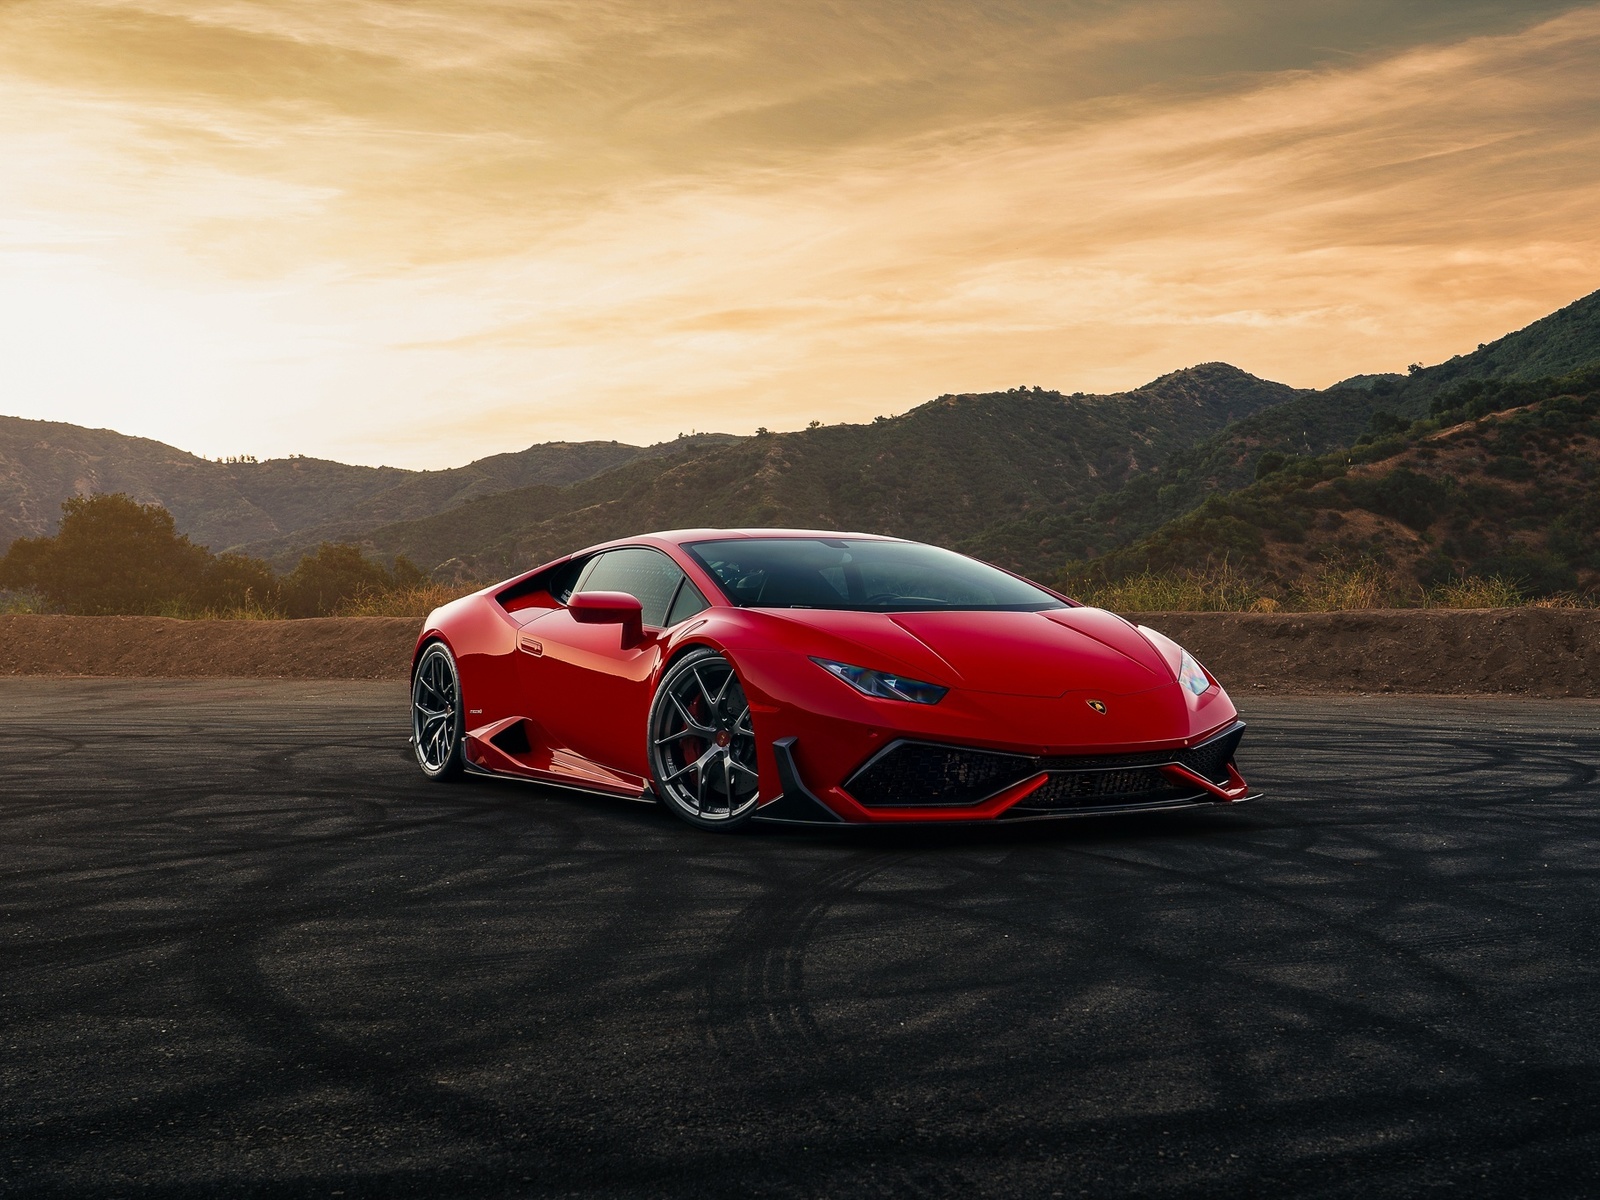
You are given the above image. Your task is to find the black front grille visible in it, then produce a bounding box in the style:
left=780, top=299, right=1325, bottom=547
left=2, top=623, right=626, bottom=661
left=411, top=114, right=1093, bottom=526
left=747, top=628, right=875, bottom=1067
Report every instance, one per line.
left=844, top=722, right=1244, bottom=810
left=1034, top=725, right=1240, bottom=784
left=845, top=743, right=1035, bottom=807
left=1017, top=769, right=1186, bottom=812
left=1033, top=767, right=1170, bottom=801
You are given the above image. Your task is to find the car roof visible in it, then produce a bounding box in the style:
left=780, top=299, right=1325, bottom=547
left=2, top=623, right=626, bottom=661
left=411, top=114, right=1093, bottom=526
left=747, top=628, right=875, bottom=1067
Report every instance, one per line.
left=635, top=528, right=903, bottom=548
left=495, top=529, right=904, bottom=591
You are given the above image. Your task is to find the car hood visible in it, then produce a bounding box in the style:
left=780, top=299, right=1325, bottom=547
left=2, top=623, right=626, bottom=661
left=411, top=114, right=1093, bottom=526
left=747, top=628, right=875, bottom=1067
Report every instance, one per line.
left=757, top=606, right=1173, bottom=698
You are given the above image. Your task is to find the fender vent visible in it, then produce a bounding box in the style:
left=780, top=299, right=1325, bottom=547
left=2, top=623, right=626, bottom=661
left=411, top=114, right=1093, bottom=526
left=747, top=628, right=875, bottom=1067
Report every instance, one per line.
left=490, top=721, right=532, bottom=756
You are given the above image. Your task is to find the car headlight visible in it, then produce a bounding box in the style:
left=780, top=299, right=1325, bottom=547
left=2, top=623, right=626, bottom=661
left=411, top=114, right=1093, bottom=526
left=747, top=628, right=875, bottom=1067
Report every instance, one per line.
left=1179, top=649, right=1212, bottom=696
left=811, top=657, right=948, bottom=704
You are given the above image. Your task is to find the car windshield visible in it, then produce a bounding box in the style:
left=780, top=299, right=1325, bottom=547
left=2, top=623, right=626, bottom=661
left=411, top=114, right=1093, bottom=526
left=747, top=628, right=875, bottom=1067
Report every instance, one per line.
left=683, top=538, right=1066, bottom=612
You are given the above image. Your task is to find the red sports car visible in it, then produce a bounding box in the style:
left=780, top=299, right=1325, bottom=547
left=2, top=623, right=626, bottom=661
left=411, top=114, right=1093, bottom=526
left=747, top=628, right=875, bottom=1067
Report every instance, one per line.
left=410, top=529, right=1253, bottom=830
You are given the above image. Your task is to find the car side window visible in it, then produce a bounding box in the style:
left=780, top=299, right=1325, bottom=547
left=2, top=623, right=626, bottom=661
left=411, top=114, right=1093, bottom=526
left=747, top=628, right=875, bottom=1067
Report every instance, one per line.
left=547, top=558, right=588, bottom=604
left=573, top=548, right=686, bottom=628
left=666, top=578, right=710, bottom=626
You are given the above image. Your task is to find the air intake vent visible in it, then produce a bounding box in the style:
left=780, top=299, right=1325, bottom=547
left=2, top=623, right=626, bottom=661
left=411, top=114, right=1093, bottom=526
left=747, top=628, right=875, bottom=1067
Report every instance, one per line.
left=845, top=743, right=1035, bottom=808
left=490, top=721, right=532, bottom=757
left=844, top=722, right=1245, bottom=811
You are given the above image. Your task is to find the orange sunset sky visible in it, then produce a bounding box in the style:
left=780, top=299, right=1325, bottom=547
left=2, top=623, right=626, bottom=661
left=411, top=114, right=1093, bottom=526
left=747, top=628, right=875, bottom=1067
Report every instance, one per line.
left=2, top=1, right=1599, bottom=469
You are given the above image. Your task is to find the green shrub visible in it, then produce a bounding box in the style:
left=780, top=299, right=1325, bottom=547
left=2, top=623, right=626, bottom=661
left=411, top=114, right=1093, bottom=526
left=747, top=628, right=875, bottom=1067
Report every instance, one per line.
left=1338, top=467, right=1451, bottom=530
left=283, top=543, right=393, bottom=618
left=0, top=494, right=211, bottom=615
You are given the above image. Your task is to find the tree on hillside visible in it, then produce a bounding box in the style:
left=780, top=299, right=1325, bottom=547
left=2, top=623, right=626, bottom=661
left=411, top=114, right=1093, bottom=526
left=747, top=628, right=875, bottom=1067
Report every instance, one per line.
left=0, top=493, right=291, bottom=616
left=0, top=494, right=211, bottom=615
left=198, top=552, right=281, bottom=613
left=0, top=496, right=429, bottom=617
left=282, top=543, right=426, bottom=617
left=0, top=535, right=54, bottom=595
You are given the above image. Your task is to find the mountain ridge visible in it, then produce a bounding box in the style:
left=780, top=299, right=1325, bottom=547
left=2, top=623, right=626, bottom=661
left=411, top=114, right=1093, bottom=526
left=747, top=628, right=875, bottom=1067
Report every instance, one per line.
left=0, top=416, right=740, bottom=557
left=4, top=286, right=1598, bottom=590
left=340, top=362, right=1306, bottom=577
left=1067, top=366, right=1600, bottom=598
left=962, top=288, right=1600, bottom=576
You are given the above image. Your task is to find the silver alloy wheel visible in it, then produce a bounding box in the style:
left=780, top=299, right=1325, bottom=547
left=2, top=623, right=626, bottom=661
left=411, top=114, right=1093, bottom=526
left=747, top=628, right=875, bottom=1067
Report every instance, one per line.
left=649, top=651, right=760, bottom=826
left=412, top=643, right=463, bottom=779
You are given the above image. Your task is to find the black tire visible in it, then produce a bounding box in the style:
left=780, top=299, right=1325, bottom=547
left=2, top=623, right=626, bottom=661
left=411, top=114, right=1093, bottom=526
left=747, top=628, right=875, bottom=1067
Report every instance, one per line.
left=412, top=641, right=465, bottom=781
left=648, top=648, right=760, bottom=831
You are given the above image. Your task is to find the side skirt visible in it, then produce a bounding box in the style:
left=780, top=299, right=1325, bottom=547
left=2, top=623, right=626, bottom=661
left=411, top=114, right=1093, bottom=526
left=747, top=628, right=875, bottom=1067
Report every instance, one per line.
left=461, top=759, right=661, bottom=806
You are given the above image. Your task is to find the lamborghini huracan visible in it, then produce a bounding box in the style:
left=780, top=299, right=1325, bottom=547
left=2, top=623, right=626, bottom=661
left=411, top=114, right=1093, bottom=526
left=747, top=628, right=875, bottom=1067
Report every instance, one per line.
left=410, top=530, right=1254, bottom=830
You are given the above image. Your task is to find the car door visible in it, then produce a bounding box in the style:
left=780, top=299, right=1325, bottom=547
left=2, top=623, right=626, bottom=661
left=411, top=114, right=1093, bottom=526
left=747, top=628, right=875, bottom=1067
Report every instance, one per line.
left=519, top=547, right=697, bottom=779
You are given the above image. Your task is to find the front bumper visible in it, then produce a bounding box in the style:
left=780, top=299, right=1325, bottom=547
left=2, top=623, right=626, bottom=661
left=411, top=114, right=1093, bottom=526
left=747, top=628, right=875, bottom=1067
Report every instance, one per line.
left=753, top=721, right=1255, bottom=826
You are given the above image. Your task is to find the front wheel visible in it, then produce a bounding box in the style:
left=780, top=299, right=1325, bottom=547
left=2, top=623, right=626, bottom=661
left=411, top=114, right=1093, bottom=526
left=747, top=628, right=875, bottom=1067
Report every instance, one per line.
left=648, top=649, right=761, bottom=831
left=412, top=642, right=465, bottom=780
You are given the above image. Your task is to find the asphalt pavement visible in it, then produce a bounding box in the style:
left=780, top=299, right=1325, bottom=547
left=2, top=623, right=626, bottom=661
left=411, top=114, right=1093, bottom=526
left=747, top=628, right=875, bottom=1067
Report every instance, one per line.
left=2, top=679, right=1598, bottom=1199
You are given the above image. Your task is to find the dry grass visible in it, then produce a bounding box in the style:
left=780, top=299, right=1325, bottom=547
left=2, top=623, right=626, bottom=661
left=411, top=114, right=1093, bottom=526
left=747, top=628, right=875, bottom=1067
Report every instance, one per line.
left=0, top=589, right=53, bottom=615
left=1528, top=592, right=1594, bottom=609
left=334, top=582, right=480, bottom=619
left=195, top=589, right=291, bottom=621
left=1291, top=562, right=1402, bottom=612
left=1425, top=574, right=1525, bottom=609
left=179, top=583, right=481, bottom=619
left=1069, top=564, right=1268, bottom=612
left=1072, top=561, right=1596, bottom=613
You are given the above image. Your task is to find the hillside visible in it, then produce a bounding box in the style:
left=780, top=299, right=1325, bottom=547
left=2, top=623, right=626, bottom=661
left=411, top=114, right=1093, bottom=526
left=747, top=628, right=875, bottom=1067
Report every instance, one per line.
left=1396, top=287, right=1600, bottom=404
left=962, top=385, right=1396, bottom=575
left=6, top=287, right=1597, bottom=588
left=0, top=419, right=410, bottom=553
left=237, top=433, right=741, bottom=566
left=0, top=416, right=737, bottom=557
left=1071, top=368, right=1600, bottom=597
left=347, top=364, right=1305, bottom=577
left=967, top=287, right=1600, bottom=577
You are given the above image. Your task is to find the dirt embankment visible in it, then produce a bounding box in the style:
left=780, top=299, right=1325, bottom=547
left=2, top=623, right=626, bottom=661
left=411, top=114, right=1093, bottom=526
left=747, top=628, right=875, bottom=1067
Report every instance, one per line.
left=0, top=610, right=1597, bottom=696
left=0, top=615, right=418, bottom=681
left=1134, top=608, right=1600, bottom=697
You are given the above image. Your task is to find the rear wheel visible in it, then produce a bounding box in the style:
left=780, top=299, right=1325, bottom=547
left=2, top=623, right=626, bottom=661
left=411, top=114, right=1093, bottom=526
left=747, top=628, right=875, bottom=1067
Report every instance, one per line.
left=648, top=649, right=760, bottom=830
left=412, top=642, right=465, bottom=780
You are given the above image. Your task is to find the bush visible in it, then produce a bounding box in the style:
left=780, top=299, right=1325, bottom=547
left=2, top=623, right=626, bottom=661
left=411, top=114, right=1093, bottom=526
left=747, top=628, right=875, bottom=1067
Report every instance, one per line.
left=0, top=537, right=52, bottom=593
left=0, top=494, right=300, bottom=616
left=1339, top=467, right=1451, bottom=530
left=1254, top=451, right=1289, bottom=480
left=281, top=545, right=430, bottom=617
left=0, top=497, right=443, bottom=618
left=0, top=494, right=211, bottom=615
left=283, top=544, right=391, bottom=618
left=199, top=553, right=284, bottom=614
left=1475, top=551, right=1578, bottom=597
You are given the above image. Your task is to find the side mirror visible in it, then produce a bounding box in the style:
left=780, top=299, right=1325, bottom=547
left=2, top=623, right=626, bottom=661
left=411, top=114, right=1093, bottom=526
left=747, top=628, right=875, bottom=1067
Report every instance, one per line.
left=569, top=590, right=645, bottom=648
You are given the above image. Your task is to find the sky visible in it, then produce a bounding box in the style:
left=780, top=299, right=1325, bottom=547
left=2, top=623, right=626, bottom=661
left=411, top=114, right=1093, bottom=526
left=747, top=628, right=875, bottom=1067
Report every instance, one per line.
left=2, top=1, right=1599, bottom=469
